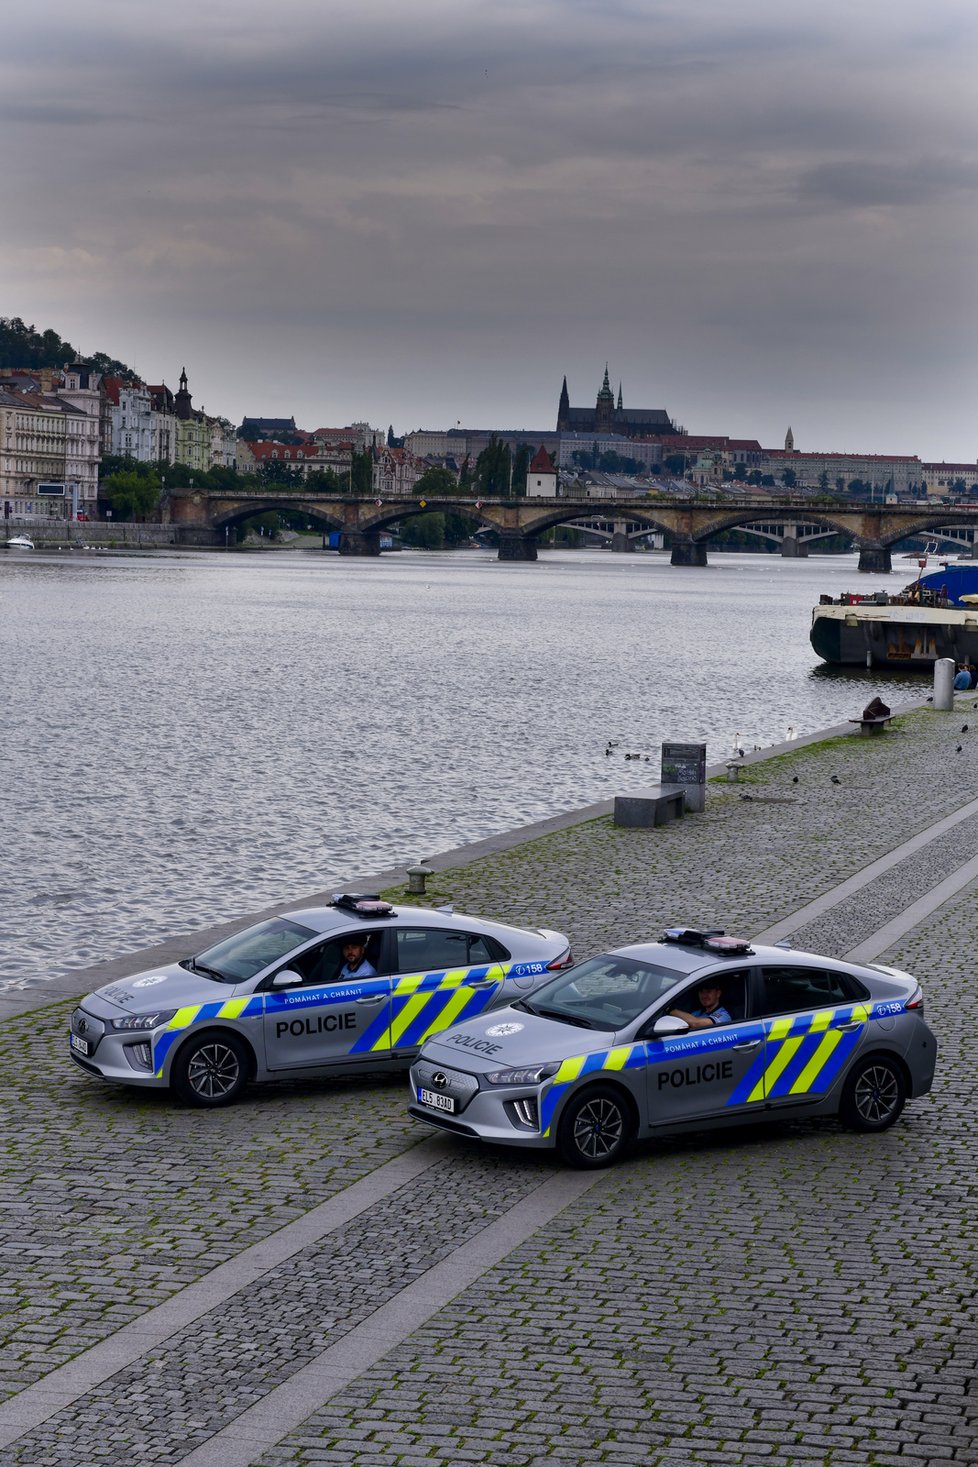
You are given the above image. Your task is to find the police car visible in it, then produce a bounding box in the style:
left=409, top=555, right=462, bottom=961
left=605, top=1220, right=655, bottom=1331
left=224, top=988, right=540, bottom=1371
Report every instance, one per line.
left=68, top=896, right=571, bottom=1106
left=408, top=927, right=938, bottom=1167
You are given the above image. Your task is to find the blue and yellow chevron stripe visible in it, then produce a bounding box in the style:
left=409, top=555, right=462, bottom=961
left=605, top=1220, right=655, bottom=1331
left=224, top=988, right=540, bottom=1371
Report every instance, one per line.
left=150, top=960, right=535, bottom=1075
left=538, top=1001, right=878, bottom=1136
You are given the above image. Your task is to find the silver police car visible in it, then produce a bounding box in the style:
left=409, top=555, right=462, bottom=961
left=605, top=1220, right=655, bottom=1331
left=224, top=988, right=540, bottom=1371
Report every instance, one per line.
left=408, top=927, right=938, bottom=1167
left=69, top=895, right=571, bottom=1106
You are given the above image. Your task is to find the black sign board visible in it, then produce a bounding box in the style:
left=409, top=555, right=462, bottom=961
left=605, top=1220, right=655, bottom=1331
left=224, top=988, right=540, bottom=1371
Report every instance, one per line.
left=661, top=741, right=707, bottom=787
left=37, top=481, right=65, bottom=496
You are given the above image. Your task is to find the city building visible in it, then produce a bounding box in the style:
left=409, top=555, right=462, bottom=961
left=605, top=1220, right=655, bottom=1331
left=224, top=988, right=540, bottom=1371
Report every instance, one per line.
left=0, top=364, right=101, bottom=519
left=556, top=367, right=681, bottom=439
left=921, top=462, right=978, bottom=498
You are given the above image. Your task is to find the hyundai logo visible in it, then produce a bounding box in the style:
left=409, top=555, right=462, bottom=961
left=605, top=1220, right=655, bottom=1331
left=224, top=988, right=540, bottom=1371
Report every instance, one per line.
left=431, top=1072, right=448, bottom=1088
left=78, top=1019, right=88, bottom=1035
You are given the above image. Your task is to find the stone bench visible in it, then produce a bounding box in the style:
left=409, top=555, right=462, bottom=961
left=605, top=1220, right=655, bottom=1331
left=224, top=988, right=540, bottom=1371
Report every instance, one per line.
left=613, top=784, right=686, bottom=828
left=849, top=713, right=894, bottom=737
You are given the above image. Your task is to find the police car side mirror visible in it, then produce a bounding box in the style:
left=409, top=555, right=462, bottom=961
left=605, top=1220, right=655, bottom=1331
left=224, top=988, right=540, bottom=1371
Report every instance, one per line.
left=272, top=969, right=304, bottom=988
left=648, top=1015, right=689, bottom=1040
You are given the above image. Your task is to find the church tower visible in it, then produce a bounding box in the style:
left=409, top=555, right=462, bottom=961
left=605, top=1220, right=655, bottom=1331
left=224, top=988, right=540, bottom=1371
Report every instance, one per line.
left=557, top=375, right=570, bottom=431
left=175, top=367, right=193, bottom=422
left=595, top=365, right=615, bottom=435
left=785, top=426, right=794, bottom=452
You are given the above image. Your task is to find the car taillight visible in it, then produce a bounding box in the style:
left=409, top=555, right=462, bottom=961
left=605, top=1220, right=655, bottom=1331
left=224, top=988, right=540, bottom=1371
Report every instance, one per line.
left=905, top=987, right=924, bottom=1010
left=547, top=949, right=573, bottom=970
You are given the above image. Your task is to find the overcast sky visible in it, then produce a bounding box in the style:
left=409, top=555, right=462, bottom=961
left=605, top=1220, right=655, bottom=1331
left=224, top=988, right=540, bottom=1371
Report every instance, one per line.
left=4, top=1, right=977, bottom=459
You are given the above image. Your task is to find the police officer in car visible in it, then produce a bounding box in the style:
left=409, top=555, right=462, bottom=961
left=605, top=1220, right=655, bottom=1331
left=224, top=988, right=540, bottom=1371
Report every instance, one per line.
left=338, top=938, right=376, bottom=979
left=669, top=982, right=732, bottom=1031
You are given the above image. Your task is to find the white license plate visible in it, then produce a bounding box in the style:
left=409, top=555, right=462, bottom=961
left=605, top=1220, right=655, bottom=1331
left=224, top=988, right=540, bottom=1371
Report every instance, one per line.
left=70, top=1033, right=91, bottom=1056
left=418, top=1087, right=455, bottom=1113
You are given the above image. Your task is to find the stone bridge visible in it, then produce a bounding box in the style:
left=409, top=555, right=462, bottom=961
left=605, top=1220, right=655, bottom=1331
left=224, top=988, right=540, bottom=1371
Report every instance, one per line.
left=167, top=489, right=978, bottom=571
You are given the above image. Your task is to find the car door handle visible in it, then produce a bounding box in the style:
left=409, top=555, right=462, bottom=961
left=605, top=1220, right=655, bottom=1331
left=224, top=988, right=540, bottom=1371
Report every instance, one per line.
left=732, top=1040, right=762, bottom=1051
left=836, top=1020, right=863, bottom=1031
left=355, top=995, right=387, bottom=1005
left=466, top=979, right=497, bottom=988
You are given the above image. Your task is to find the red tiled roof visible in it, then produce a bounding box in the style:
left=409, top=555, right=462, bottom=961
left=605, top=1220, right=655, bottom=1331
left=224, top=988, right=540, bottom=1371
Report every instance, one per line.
left=242, top=440, right=353, bottom=461
left=530, top=445, right=555, bottom=473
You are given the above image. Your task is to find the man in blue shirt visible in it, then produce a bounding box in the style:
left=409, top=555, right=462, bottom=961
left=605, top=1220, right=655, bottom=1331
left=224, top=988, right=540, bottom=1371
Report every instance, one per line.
left=339, top=938, right=376, bottom=979
left=670, top=982, right=732, bottom=1030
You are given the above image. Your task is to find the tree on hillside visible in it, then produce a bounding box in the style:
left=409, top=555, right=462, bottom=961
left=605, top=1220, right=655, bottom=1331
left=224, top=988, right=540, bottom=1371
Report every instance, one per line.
left=305, top=468, right=345, bottom=492
left=782, top=468, right=797, bottom=488
left=474, top=436, right=511, bottom=497
left=511, top=444, right=531, bottom=496
left=102, top=469, right=161, bottom=521
left=413, top=465, right=460, bottom=498
left=0, top=316, right=136, bottom=376
left=350, top=448, right=373, bottom=495
left=258, top=460, right=305, bottom=487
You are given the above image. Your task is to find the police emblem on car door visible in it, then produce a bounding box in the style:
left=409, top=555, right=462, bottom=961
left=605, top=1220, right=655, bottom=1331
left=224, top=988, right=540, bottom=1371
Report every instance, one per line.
left=644, top=972, right=767, bottom=1123
left=744, top=965, right=873, bottom=1109
left=262, top=931, right=392, bottom=1070
left=373, top=926, right=508, bottom=1055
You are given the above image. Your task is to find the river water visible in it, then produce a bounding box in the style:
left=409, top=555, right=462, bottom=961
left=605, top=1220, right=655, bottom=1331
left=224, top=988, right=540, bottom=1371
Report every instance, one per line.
left=0, top=545, right=924, bottom=989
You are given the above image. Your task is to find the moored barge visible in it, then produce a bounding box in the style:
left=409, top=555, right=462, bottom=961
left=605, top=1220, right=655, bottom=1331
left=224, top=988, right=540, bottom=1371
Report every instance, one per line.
left=811, top=564, right=978, bottom=669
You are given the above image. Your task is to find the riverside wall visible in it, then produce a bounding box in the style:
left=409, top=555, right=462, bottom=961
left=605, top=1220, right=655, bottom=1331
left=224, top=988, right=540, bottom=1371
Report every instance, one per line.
left=1, top=697, right=976, bottom=1466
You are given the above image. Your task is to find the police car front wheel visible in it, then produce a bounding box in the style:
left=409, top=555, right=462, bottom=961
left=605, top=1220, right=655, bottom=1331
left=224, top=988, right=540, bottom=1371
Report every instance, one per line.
left=172, top=1032, right=250, bottom=1107
left=557, top=1085, right=633, bottom=1168
left=839, top=1054, right=906, bottom=1133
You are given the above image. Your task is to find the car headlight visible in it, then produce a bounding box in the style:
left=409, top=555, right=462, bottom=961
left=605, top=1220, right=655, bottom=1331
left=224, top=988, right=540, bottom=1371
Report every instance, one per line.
left=484, top=1062, right=561, bottom=1086
left=110, top=1010, right=177, bottom=1032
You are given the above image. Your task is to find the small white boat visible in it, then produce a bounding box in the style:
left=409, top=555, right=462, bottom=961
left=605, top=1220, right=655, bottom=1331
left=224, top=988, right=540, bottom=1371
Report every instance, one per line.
left=4, top=535, right=34, bottom=550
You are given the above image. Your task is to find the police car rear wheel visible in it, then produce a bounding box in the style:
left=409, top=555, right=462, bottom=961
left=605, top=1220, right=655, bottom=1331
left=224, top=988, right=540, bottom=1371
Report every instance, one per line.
left=173, top=1033, right=249, bottom=1107
left=557, top=1085, right=631, bottom=1168
left=839, top=1054, right=906, bottom=1132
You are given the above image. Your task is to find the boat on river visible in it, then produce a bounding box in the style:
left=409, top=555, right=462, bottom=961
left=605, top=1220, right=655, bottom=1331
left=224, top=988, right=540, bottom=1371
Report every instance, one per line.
left=3, top=535, right=34, bottom=550
left=811, top=563, right=978, bottom=669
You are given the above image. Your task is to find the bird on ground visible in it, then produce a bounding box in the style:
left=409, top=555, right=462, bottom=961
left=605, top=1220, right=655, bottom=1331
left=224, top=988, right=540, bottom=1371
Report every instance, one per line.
left=792, top=776, right=799, bottom=784
left=831, top=775, right=842, bottom=785
left=962, top=724, right=969, bottom=733
left=737, top=747, right=745, bottom=758
left=956, top=745, right=963, bottom=752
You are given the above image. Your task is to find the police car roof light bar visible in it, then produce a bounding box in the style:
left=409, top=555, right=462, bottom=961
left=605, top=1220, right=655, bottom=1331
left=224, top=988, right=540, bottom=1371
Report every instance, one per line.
left=662, top=927, right=725, bottom=946
left=702, top=935, right=753, bottom=956
left=330, top=894, right=394, bottom=917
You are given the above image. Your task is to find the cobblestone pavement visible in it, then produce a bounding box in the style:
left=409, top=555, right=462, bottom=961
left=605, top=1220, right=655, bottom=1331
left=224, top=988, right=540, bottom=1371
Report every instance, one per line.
left=1, top=702, right=977, bottom=1465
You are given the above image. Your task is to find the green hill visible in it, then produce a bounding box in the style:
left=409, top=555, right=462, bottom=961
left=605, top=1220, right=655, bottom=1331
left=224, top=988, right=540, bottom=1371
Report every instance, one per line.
left=0, top=315, right=136, bottom=378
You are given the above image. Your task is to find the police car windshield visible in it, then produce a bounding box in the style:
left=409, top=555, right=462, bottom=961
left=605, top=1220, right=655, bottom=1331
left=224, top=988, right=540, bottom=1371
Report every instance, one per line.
left=518, top=954, right=684, bottom=1030
left=187, top=917, right=317, bottom=983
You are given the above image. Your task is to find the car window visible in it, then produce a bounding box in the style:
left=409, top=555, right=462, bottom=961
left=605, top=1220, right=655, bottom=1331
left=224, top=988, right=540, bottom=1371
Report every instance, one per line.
left=394, top=928, right=486, bottom=972
left=755, top=965, right=857, bottom=1016
left=282, top=931, right=386, bottom=987
left=521, top=954, right=684, bottom=1031
left=191, top=917, right=318, bottom=983
left=665, top=970, right=749, bottom=1024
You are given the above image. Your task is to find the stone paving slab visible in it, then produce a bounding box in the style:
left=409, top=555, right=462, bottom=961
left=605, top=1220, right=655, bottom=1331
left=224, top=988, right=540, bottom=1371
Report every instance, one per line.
left=1, top=699, right=977, bottom=1465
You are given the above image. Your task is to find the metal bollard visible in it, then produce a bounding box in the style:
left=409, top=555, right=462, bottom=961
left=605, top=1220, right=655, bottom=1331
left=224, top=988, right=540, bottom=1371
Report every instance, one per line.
left=407, top=862, right=433, bottom=895
left=933, top=657, right=955, bottom=711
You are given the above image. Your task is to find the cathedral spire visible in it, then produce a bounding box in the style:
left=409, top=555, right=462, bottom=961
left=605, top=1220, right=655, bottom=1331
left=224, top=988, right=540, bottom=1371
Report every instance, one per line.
left=558, top=374, right=570, bottom=430
left=617, top=382, right=623, bottom=411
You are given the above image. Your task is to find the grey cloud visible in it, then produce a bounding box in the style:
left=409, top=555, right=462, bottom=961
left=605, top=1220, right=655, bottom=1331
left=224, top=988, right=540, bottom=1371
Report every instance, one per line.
left=798, top=157, right=978, bottom=208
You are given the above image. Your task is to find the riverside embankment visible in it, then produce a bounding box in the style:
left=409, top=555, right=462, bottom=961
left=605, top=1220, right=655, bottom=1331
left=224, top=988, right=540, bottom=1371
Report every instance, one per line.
left=0, top=700, right=975, bottom=1467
